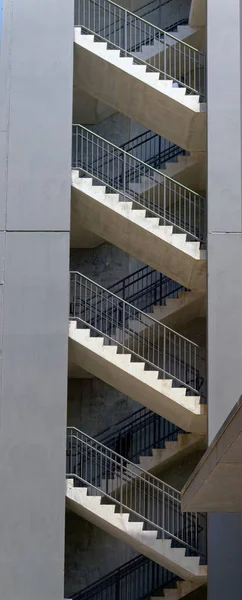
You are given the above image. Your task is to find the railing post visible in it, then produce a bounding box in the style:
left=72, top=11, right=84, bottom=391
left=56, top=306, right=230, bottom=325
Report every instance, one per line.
left=124, top=9, right=127, bottom=56
left=123, top=150, right=126, bottom=200
left=164, top=32, right=166, bottom=80
left=122, top=300, right=125, bottom=353
left=115, top=571, right=121, bottom=600
left=120, top=456, right=123, bottom=513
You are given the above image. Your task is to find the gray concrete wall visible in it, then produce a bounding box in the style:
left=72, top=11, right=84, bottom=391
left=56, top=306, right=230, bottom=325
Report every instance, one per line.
left=65, top=510, right=136, bottom=597
left=70, top=243, right=143, bottom=289
left=0, top=1, right=73, bottom=599
left=207, top=0, right=242, bottom=597
left=67, top=378, right=140, bottom=437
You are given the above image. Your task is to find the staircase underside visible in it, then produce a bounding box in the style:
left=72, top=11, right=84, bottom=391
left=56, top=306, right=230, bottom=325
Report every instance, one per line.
left=160, top=153, right=206, bottom=193
left=150, top=291, right=206, bottom=331
left=139, top=433, right=206, bottom=477
left=71, top=178, right=206, bottom=292
left=189, top=0, right=206, bottom=28
left=74, top=33, right=206, bottom=152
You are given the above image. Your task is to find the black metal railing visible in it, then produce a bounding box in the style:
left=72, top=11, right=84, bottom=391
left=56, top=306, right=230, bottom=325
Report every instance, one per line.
left=67, top=428, right=203, bottom=555
left=70, top=272, right=206, bottom=400
left=107, top=265, right=186, bottom=313
left=136, top=0, right=189, bottom=28
left=72, top=125, right=205, bottom=242
left=70, top=554, right=177, bottom=600
left=96, top=406, right=183, bottom=464
left=121, top=129, right=188, bottom=171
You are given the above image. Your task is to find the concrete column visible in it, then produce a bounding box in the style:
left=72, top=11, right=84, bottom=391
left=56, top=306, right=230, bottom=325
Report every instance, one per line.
left=207, top=0, right=242, bottom=597
left=0, top=1, right=73, bottom=599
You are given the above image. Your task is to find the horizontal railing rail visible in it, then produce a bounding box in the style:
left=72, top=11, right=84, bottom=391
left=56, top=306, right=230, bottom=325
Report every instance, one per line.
left=121, top=129, right=188, bottom=170
left=74, top=0, right=206, bottom=99
left=72, top=125, right=205, bottom=242
left=69, top=271, right=205, bottom=398
left=96, top=405, right=183, bottom=464
left=130, top=17, right=189, bottom=53
left=70, top=553, right=177, bottom=600
left=66, top=427, right=202, bottom=554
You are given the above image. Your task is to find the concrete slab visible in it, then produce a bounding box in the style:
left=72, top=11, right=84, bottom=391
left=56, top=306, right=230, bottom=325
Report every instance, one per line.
left=181, top=396, right=242, bottom=512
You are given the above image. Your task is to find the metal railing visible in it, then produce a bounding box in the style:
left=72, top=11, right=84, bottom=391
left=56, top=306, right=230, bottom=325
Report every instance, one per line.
left=74, top=0, right=206, bottom=99
left=121, top=129, right=188, bottom=170
left=129, top=17, right=189, bottom=53
left=70, top=553, right=177, bottom=600
left=72, top=125, right=205, bottom=242
left=96, top=406, right=183, bottom=464
left=66, top=427, right=202, bottom=554
left=70, top=271, right=205, bottom=398
left=107, top=265, right=186, bottom=313
left=136, top=0, right=189, bottom=29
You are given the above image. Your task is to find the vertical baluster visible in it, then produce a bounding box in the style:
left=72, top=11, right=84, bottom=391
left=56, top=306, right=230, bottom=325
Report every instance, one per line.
left=162, top=482, right=165, bottom=538
left=124, top=8, right=127, bottom=56
left=88, top=0, right=90, bottom=32
left=188, top=190, right=191, bottom=237
left=122, top=299, right=125, bottom=353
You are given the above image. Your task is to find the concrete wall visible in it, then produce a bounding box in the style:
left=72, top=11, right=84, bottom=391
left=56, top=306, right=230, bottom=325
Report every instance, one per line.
left=70, top=243, right=143, bottom=288
left=207, top=0, right=242, bottom=597
left=65, top=510, right=136, bottom=597
left=0, top=1, right=73, bottom=599
left=67, top=378, right=140, bottom=437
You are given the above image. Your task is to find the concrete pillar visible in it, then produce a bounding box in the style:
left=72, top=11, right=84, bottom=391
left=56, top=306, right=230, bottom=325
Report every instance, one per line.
left=207, top=0, right=242, bottom=597
left=0, top=1, right=73, bottom=599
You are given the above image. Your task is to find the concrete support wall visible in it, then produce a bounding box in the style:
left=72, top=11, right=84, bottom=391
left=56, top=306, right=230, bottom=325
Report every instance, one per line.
left=70, top=244, right=143, bottom=289
left=65, top=511, right=136, bottom=597
left=0, top=1, right=73, bottom=599
left=207, top=0, right=242, bottom=597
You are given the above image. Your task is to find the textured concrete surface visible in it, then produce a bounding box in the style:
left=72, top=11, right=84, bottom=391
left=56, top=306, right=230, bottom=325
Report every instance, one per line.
left=67, top=377, right=140, bottom=437
left=65, top=510, right=136, bottom=597
left=70, top=243, right=142, bottom=290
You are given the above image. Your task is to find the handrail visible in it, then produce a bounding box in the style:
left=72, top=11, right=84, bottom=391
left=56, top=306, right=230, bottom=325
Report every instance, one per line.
left=96, top=405, right=181, bottom=442
left=106, top=265, right=186, bottom=313
left=73, top=123, right=194, bottom=192
left=72, top=125, right=205, bottom=242
left=69, top=271, right=205, bottom=397
left=96, top=406, right=183, bottom=464
left=68, top=426, right=179, bottom=488
left=120, top=129, right=188, bottom=168
left=66, top=427, right=202, bottom=554
left=69, top=270, right=197, bottom=343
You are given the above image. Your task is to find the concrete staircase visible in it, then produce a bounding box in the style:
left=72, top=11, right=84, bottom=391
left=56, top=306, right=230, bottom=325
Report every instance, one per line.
left=74, top=29, right=206, bottom=151
left=138, top=433, right=206, bottom=476
left=147, top=290, right=205, bottom=329
left=68, top=322, right=206, bottom=434
left=71, top=172, right=206, bottom=292
left=151, top=580, right=202, bottom=599
left=98, top=434, right=205, bottom=495
left=115, top=290, right=205, bottom=343
left=134, top=24, right=204, bottom=64
left=160, top=153, right=206, bottom=192
left=66, top=479, right=207, bottom=583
